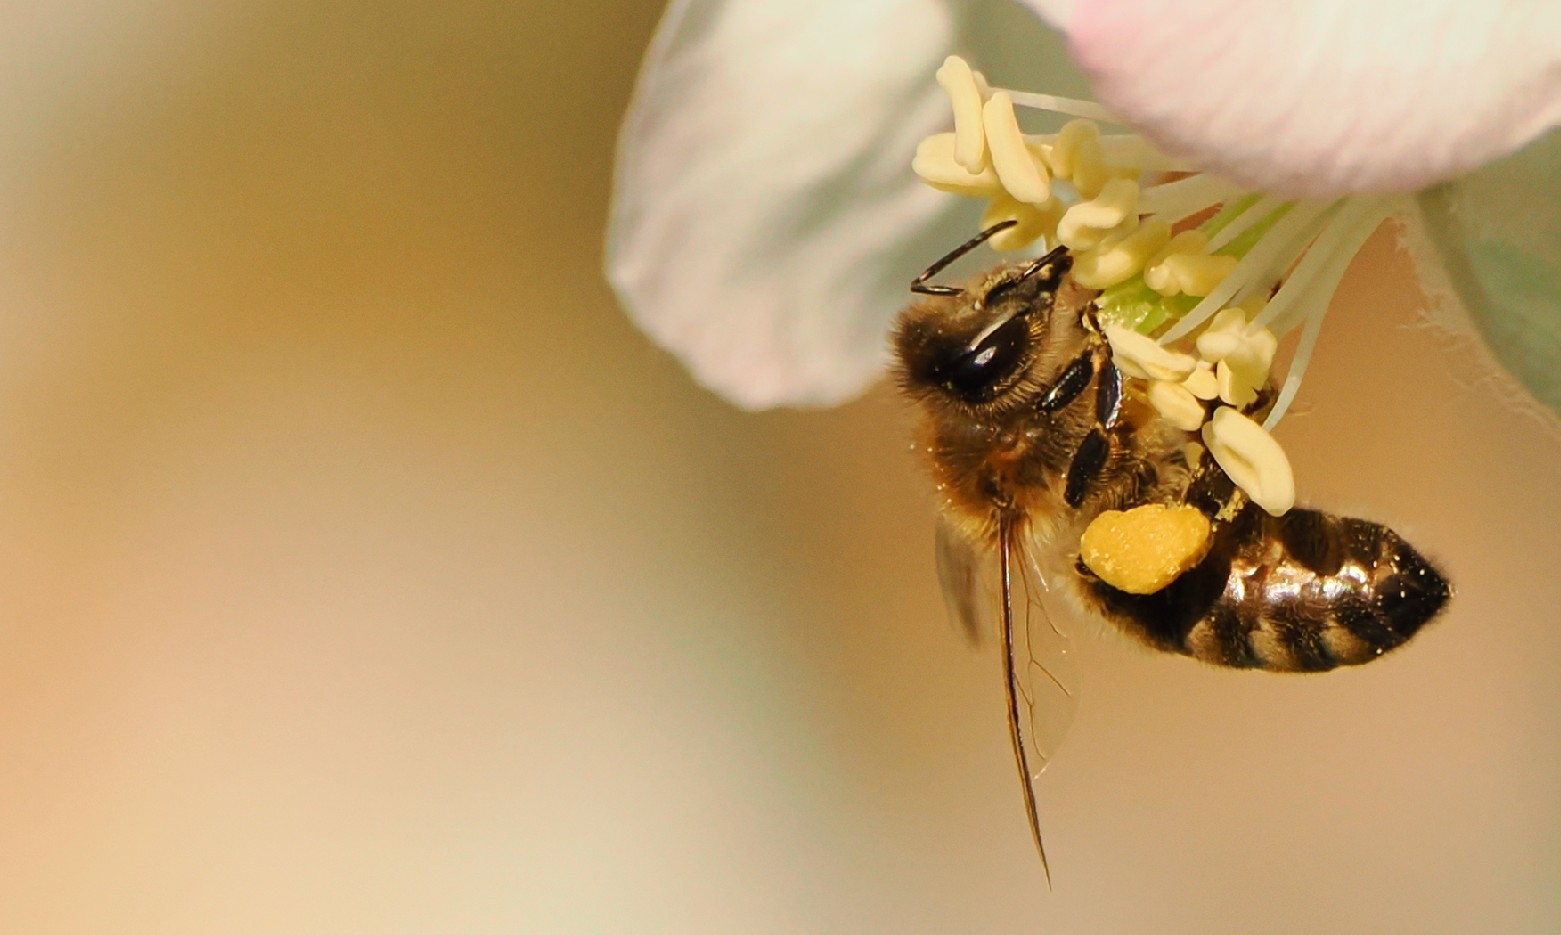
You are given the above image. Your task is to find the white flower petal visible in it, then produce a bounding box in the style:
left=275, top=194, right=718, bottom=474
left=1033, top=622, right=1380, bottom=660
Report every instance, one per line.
left=606, top=0, right=966, bottom=408
left=1412, top=129, right=1561, bottom=417
left=1068, top=0, right=1561, bottom=196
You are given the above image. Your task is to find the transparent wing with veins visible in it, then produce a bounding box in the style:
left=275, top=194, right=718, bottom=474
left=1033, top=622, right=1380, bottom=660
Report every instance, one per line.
left=935, top=515, right=1080, bottom=881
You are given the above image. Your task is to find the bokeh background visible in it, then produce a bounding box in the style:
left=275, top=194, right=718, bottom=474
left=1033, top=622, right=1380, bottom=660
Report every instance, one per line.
left=1, top=2, right=1558, bottom=933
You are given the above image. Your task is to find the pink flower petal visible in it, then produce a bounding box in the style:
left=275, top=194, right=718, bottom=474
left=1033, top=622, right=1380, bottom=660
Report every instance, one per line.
left=607, top=0, right=965, bottom=408
left=1068, top=0, right=1561, bottom=196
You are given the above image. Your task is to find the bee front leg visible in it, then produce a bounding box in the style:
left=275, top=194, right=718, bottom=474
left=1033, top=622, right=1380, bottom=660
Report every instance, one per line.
left=1037, top=352, right=1095, bottom=413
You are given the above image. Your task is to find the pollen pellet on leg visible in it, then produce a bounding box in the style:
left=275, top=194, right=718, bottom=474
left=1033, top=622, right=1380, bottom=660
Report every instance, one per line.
left=982, top=92, right=1052, bottom=205
left=936, top=55, right=989, bottom=172
left=1080, top=503, right=1214, bottom=595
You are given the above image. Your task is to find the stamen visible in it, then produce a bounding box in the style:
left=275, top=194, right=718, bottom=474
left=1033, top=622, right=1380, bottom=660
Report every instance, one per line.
left=1182, top=364, right=1219, bottom=401
left=1257, top=200, right=1395, bottom=428
left=1262, top=300, right=1326, bottom=429
left=983, top=92, right=1052, bottom=205
left=982, top=194, right=1064, bottom=252
left=1058, top=178, right=1139, bottom=249
left=1046, top=119, right=1097, bottom=179
left=1194, top=307, right=1250, bottom=361
left=936, top=56, right=988, bottom=172
left=1147, top=380, right=1206, bottom=432
left=1104, top=323, right=1198, bottom=382
left=1144, top=232, right=1238, bottom=298
left=1136, top=175, right=1244, bottom=219
left=913, top=133, right=1001, bottom=196
left=1004, top=90, right=1118, bottom=123
left=1072, top=220, right=1171, bottom=290
left=1216, top=360, right=1260, bottom=407
left=1068, top=133, right=1110, bottom=200
left=1205, top=194, right=1286, bottom=253
left=1225, top=326, right=1278, bottom=376
left=1191, top=307, right=1278, bottom=408
left=1203, top=407, right=1295, bottom=516
left=1251, top=195, right=1396, bottom=335
left=1093, top=135, right=1195, bottom=172
left=1021, top=133, right=1193, bottom=172
left=1157, top=200, right=1337, bottom=344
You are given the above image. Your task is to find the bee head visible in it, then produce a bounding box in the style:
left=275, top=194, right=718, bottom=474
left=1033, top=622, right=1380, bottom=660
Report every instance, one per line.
left=893, top=247, right=1072, bottom=408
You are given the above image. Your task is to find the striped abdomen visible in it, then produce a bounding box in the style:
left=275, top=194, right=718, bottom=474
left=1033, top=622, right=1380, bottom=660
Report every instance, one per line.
left=1079, top=503, right=1451, bottom=672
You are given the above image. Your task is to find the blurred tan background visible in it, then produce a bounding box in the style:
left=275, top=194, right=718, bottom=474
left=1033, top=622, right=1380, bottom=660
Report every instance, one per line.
left=0, top=2, right=1558, bottom=933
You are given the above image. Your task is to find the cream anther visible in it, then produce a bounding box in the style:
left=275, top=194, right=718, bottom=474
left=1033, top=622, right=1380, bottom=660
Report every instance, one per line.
left=1194, top=307, right=1249, bottom=361
left=1144, top=231, right=1239, bottom=298
left=981, top=194, right=1064, bottom=251
left=912, top=133, right=1002, bottom=196
left=1146, top=254, right=1238, bottom=298
left=1046, top=119, right=1098, bottom=179
left=1057, top=178, right=1139, bottom=250
left=1104, top=323, right=1197, bottom=382
left=1148, top=229, right=1208, bottom=264
left=1218, top=345, right=1278, bottom=408
left=982, top=92, right=1052, bottom=205
left=1203, top=407, right=1295, bottom=516
left=1182, top=364, right=1219, bottom=400
left=1226, top=326, right=1278, bottom=376
left=1148, top=380, right=1206, bottom=432
left=1216, top=360, right=1260, bottom=407
left=936, top=56, right=988, bottom=172
left=1071, top=220, right=1171, bottom=290
left=1194, top=308, right=1277, bottom=408
left=1071, top=138, right=1109, bottom=200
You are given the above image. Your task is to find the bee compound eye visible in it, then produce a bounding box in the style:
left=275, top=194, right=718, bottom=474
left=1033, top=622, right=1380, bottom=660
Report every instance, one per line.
left=935, top=314, right=1030, bottom=403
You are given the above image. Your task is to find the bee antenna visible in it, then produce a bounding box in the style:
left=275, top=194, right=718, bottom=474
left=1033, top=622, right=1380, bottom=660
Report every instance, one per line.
left=1015, top=244, right=1071, bottom=283
left=910, top=220, right=1020, bottom=297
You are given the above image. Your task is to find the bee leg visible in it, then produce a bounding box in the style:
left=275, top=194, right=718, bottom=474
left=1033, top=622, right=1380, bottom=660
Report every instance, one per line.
left=1037, top=352, right=1095, bottom=412
left=1094, top=345, right=1122, bottom=430
left=1062, top=344, right=1122, bottom=508
left=1064, top=430, right=1109, bottom=507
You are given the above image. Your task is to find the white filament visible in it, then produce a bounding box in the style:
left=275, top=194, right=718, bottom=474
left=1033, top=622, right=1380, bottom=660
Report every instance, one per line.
left=1158, top=199, right=1337, bottom=344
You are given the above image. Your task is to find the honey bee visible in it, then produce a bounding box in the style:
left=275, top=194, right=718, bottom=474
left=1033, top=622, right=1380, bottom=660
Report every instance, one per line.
left=892, top=221, right=1452, bottom=881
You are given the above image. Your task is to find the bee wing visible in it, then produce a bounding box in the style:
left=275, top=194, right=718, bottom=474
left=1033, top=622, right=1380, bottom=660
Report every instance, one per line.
left=1009, top=523, right=1080, bottom=777
left=934, top=516, right=1080, bottom=766
left=934, top=516, right=993, bottom=645
left=935, top=515, right=1080, bottom=881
